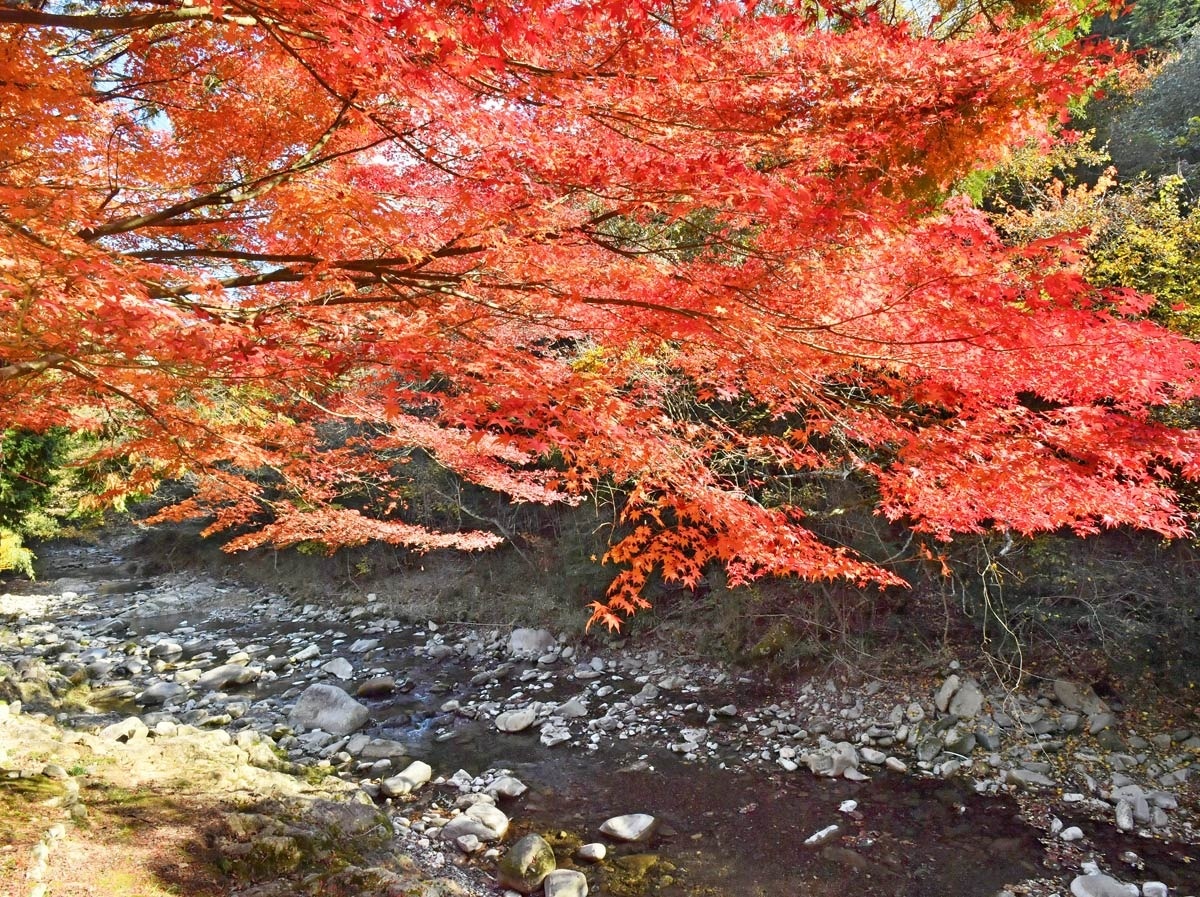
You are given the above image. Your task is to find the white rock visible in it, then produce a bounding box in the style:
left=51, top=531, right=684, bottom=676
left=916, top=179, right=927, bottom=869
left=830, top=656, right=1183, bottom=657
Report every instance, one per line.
left=543, top=869, right=589, bottom=897
left=599, top=813, right=657, bottom=842
left=100, top=716, right=148, bottom=742
left=577, top=843, right=606, bottom=862
left=381, top=760, right=433, bottom=797
left=1070, top=874, right=1139, bottom=897
left=1141, top=883, right=1168, bottom=897
left=465, top=802, right=510, bottom=839
left=1115, top=800, right=1135, bottom=832
left=1061, top=826, right=1085, bottom=841
left=803, top=824, right=840, bottom=846
left=455, top=834, right=482, bottom=854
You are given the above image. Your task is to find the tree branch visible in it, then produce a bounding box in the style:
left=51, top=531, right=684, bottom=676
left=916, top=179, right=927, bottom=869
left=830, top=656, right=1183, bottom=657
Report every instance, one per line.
left=78, top=98, right=353, bottom=242
left=0, top=354, right=69, bottom=382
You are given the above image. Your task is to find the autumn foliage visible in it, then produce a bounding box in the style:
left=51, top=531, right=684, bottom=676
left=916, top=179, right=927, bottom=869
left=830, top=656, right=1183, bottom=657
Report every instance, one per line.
left=3, top=0, right=1199, bottom=629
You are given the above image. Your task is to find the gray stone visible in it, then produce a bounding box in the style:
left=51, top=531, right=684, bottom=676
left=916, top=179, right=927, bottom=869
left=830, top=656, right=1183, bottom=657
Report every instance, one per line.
left=290, top=644, right=320, bottom=662
left=487, top=775, right=528, bottom=799
left=975, top=722, right=1002, bottom=751
left=948, top=679, right=984, bottom=718
left=454, top=833, right=482, bottom=854
left=630, top=684, right=659, bottom=707
left=860, top=747, right=887, bottom=765
left=544, top=869, right=589, bottom=897
left=1141, top=883, right=1168, bottom=897
left=1006, top=768, right=1055, bottom=789
left=1055, top=680, right=1110, bottom=716
left=496, top=708, right=537, bottom=733
left=148, top=640, right=183, bottom=659
left=498, top=833, right=556, bottom=894
left=288, top=683, right=369, bottom=735
left=1061, top=826, right=1085, bottom=841
left=136, top=681, right=187, bottom=706
left=196, top=662, right=259, bottom=691
left=509, top=628, right=556, bottom=656
left=917, top=736, right=943, bottom=763
left=1115, top=800, right=1135, bottom=832
left=359, top=738, right=408, bottom=761
left=944, top=730, right=977, bottom=756
left=321, top=657, right=354, bottom=680
left=935, top=675, right=961, bottom=713
left=555, top=698, right=589, bottom=719
left=1070, top=874, right=1138, bottom=897
left=1090, top=712, right=1118, bottom=734
left=599, top=813, right=658, bottom=842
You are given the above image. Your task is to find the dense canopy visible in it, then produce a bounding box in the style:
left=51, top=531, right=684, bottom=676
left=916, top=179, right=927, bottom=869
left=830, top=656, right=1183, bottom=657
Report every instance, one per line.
left=3, top=0, right=1198, bottom=627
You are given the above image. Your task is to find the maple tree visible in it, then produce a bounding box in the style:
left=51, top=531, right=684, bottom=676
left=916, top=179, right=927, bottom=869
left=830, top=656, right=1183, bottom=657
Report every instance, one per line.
left=3, top=0, right=1200, bottom=629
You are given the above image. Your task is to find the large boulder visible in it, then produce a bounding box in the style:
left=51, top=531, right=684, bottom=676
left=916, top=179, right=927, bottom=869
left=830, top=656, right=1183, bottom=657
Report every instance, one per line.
left=288, top=683, right=369, bottom=735
left=498, top=833, right=556, bottom=894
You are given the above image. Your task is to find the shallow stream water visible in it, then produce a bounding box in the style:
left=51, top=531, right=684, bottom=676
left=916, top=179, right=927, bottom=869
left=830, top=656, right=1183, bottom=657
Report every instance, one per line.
left=9, top=536, right=1200, bottom=897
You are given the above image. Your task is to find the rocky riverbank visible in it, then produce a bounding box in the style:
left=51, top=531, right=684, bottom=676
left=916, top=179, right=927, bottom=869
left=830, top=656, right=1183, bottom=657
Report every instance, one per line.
left=1, top=531, right=1198, bottom=896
